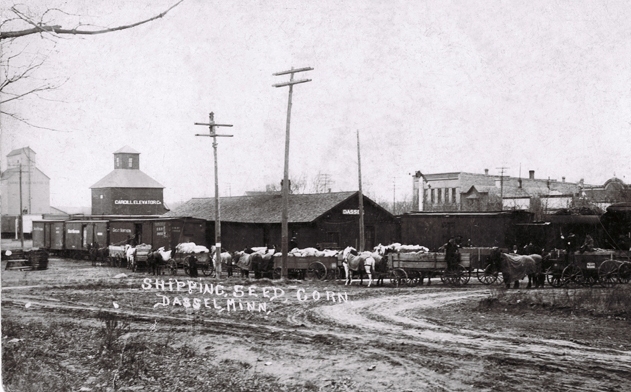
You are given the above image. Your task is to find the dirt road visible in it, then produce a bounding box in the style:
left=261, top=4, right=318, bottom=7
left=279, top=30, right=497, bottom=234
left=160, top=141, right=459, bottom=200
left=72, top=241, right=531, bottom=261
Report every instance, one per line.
left=2, top=259, right=631, bottom=391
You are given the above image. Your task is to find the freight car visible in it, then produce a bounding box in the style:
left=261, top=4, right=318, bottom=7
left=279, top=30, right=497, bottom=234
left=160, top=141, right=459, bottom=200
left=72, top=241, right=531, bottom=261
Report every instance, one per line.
left=32, top=216, right=207, bottom=261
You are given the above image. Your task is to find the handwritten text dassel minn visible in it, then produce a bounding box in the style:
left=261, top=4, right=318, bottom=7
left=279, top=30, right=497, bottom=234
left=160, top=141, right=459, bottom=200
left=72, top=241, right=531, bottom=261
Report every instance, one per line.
left=141, top=278, right=349, bottom=314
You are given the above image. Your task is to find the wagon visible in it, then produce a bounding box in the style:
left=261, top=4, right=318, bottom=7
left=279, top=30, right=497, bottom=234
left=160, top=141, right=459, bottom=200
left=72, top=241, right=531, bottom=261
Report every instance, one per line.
left=107, top=244, right=128, bottom=268
left=468, top=247, right=506, bottom=285
left=386, top=251, right=471, bottom=287
left=168, top=251, right=215, bottom=277
left=545, top=249, right=628, bottom=288
left=272, top=255, right=339, bottom=280
left=128, top=244, right=152, bottom=272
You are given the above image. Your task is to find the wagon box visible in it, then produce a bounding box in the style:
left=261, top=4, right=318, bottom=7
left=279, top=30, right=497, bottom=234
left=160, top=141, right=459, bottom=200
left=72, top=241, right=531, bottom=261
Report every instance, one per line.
left=386, top=252, right=471, bottom=287
left=273, top=256, right=338, bottom=280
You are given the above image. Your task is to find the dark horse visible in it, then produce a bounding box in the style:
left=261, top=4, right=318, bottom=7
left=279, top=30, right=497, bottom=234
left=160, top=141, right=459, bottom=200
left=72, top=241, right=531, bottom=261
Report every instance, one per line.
left=488, top=248, right=544, bottom=289
left=147, top=247, right=171, bottom=276
left=88, top=242, right=109, bottom=266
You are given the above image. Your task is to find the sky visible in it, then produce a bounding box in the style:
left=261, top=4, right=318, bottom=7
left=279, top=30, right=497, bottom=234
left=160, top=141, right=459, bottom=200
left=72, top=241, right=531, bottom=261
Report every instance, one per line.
left=1, top=0, right=630, bottom=209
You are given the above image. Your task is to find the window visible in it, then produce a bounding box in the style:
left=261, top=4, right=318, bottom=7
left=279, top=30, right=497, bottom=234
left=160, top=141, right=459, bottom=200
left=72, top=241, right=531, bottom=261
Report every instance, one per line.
left=431, top=189, right=435, bottom=203
left=452, top=188, right=457, bottom=204
left=116, top=157, right=120, bottom=167
left=128, top=158, right=133, bottom=168
left=437, top=188, right=442, bottom=204
left=445, top=188, right=450, bottom=203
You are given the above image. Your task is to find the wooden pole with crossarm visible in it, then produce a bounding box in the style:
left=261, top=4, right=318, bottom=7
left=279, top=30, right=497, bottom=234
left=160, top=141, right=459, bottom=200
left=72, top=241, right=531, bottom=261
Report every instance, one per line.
left=194, top=112, right=233, bottom=276
left=273, top=66, right=313, bottom=279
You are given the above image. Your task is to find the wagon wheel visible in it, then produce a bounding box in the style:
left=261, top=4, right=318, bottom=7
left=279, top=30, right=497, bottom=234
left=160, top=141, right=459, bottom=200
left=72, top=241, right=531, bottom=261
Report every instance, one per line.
left=476, top=265, right=498, bottom=285
left=169, top=261, right=178, bottom=275
left=201, top=263, right=216, bottom=277
left=598, top=260, right=619, bottom=288
left=617, top=261, right=631, bottom=283
left=273, top=267, right=282, bottom=280
left=325, top=266, right=338, bottom=280
left=441, top=268, right=460, bottom=286
left=407, top=271, right=421, bottom=287
left=546, top=267, right=564, bottom=288
left=307, top=261, right=327, bottom=281
left=561, top=265, right=583, bottom=287
left=390, top=268, right=408, bottom=287
left=458, top=265, right=471, bottom=285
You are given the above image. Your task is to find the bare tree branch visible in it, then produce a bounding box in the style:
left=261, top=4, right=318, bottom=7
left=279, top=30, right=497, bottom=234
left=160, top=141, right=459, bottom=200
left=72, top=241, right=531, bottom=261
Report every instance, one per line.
left=0, top=0, right=184, bottom=40
left=1, top=110, right=70, bottom=132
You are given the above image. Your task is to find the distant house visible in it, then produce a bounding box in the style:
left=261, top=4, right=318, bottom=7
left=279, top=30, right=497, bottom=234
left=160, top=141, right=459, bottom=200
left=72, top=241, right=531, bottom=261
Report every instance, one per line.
left=582, top=177, right=631, bottom=211
left=164, top=191, right=398, bottom=251
left=412, top=170, right=582, bottom=214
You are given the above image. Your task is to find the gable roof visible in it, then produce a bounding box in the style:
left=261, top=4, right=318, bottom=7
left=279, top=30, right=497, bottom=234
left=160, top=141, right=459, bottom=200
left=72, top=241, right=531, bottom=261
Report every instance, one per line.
left=90, top=169, right=164, bottom=188
left=164, top=191, right=390, bottom=223
left=0, top=166, right=50, bottom=181
left=7, top=147, right=36, bottom=157
left=114, top=146, right=140, bottom=154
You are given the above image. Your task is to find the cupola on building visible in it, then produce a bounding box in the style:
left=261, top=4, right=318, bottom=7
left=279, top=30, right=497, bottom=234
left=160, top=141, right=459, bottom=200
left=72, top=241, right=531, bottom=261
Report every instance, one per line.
left=90, top=146, right=168, bottom=215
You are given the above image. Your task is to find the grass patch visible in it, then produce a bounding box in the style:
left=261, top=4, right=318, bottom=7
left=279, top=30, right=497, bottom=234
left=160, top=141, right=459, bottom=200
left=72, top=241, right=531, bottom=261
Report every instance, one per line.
left=2, top=313, right=330, bottom=392
left=478, top=285, right=631, bottom=320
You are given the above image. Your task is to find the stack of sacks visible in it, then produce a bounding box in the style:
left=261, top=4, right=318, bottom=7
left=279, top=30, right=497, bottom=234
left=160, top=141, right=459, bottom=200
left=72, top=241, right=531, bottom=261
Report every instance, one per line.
left=376, top=242, right=429, bottom=254
left=176, top=242, right=210, bottom=253
left=273, top=247, right=339, bottom=257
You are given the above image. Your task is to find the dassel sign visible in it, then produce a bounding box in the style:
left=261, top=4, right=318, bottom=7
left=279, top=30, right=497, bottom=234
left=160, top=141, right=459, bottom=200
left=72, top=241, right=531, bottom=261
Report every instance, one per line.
left=342, top=209, right=360, bottom=215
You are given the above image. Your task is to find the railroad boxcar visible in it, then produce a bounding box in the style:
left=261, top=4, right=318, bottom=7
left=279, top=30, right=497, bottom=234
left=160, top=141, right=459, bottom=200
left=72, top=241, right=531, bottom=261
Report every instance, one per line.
left=32, top=220, right=66, bottom=254
left=64, top=220, right=109, bottom=258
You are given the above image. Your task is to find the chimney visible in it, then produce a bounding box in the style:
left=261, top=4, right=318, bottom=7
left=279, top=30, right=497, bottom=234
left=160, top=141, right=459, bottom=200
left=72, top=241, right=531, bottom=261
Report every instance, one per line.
left=518, top=178, right=522, bottom=188
left=484, top=168, right=489, bottom=175
left=562, top=177, right=565, bottom=183
left=529, top=170, right=535, bottom=180
left=412, top=171, right=422, bottom=211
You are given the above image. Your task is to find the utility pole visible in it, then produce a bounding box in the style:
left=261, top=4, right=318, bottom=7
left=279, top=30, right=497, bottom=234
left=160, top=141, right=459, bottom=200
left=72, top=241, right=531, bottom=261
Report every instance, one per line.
left=273, top=66, right=313, bottom=279
left=19, top=163, right=24, bottom=249
left=392, top=177, right=396, bottom=214
left=194, top=112, right=233, bottom=277
left=357, top=130, right=365, bottom=252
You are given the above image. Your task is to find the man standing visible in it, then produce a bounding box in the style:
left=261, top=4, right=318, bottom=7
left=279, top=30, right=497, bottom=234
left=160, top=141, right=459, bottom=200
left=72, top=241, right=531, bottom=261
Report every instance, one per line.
left=444, top=238, right=459, bottom=270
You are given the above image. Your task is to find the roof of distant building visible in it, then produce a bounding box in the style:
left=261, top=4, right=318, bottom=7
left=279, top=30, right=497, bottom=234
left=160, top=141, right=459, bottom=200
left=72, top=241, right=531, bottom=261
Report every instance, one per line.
left=164, top=191, right=391, bottom=223
left=0, top=166, right=50, bottom=180
left=90, top=169, right=164, bottom=188
left=114, top=146, right=140, bottom=154
left=7, top=146, right=36, bottom=157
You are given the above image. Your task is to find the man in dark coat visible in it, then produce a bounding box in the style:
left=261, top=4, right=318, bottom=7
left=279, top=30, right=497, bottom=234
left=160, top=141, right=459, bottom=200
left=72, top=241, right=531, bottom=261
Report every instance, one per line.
left=444, top=238, right=459, bottom=270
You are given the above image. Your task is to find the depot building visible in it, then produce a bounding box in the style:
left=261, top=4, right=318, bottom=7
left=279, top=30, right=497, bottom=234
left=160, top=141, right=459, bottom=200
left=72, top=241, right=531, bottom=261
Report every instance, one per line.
left=90, top=146, right=168, bottom=215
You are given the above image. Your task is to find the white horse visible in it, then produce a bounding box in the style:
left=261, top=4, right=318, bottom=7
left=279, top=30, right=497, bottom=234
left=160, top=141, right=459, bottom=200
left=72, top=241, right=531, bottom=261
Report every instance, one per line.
left=342, top=246, right=377, bottom=287
left=210, top=246, right=232, bottom=272
left=125, top=245, right=136, bottom=268
left=155, top=247, right=172, bottom=262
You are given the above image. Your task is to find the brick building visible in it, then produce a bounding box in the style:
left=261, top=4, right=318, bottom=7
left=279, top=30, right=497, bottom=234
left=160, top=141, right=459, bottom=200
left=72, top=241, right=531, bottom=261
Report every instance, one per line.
left=90, top=146, right=168, bottom=215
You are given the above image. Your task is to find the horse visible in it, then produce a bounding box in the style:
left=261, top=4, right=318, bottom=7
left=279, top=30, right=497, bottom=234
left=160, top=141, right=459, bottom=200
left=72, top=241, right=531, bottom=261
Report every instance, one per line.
left=211, top=246, right=233, bottom=276
left=489, top=248, right=543, bottom=288
left=125, top=246, right=136, bottom=270
left=233, top=250, right=252, bottom=278
left=342, top=246, right=380, bottom=287
left=147, top=247, right=171, bottom=275
left=88, top=242, right=109, bottom=266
